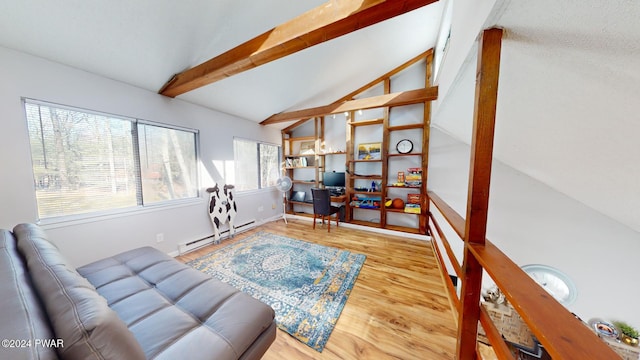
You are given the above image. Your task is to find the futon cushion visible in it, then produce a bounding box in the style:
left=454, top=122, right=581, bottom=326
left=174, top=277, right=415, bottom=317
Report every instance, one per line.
left=14, top=223, right=145, bottom=360
left=77, top=246, right=276, bottom=360
left=0, top=229, right=57, bottom=360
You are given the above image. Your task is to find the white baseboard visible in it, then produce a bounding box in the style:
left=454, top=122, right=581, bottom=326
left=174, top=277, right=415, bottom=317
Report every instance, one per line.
left=169, top=213, right=429, bottom=258
left=289, top=214, right=431, bottom=241
left=174, top=218, right=257, bottom=256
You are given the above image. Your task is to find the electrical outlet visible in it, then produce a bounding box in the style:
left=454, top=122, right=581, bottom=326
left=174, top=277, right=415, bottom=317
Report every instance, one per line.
left=156, top=233, right=164, bottom=243
left=257, top=206, right=264, bottom=212
left=272, top=203, right=276, bottom=209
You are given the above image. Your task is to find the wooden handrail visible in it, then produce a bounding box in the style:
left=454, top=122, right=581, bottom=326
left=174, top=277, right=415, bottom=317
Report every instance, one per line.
left=428, top=210, right=462, bottom=279
left=428, top=191, right=465, bottom=239
left=428, top=191, right=620, bottom=359
left=468, top=241, right=618, bottom=359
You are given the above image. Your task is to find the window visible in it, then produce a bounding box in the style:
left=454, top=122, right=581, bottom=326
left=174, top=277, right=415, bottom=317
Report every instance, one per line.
left=24, top=99, right=198, bottom=220
left=138, top=123, right=198, bottom=204
left=233, top=138, right=280, bottom=191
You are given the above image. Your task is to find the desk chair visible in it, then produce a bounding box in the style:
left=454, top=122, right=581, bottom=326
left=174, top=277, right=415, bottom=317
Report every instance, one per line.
left=311, top=188, right=340, bottom=232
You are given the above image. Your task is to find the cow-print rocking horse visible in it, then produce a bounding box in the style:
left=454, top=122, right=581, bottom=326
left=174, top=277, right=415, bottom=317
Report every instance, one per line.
left=206, top=184, right=237, bottom=243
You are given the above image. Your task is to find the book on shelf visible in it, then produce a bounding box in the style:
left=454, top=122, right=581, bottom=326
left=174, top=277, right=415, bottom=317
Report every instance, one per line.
left=405, top=175, right=421, bottom=187
left=404, top=203, right=421, bottom=214
left=285, top=156, right=309, bottom=167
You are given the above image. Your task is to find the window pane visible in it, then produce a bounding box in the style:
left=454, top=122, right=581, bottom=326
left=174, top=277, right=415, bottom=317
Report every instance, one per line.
left=138, top=124, right=198, bottom=204
left=25, top=102, right=137, bottom=218
left=234, top=138, right=258, bottom=191
left=234, top=139, right=280, bottom=191
left=259, top=143, right=279, bottom=188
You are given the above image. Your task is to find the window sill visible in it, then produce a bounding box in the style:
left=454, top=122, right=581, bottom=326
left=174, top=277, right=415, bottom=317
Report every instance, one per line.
left=38, top=197, right=206, bottom=230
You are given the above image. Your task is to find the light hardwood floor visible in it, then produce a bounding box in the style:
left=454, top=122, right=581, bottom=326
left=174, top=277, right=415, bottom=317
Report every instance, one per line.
left=176, top=218, right=458, bottom=359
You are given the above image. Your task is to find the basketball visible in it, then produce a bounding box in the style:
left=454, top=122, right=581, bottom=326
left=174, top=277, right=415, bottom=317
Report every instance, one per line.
left=391, top=198, right=404, bottom=209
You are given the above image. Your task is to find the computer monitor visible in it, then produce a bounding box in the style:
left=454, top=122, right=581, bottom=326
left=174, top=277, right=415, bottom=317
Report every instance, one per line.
left=323, top=171, right=345, bottom=188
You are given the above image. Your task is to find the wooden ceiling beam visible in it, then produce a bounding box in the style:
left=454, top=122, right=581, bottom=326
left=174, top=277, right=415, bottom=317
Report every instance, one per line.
left=158, top=0, right=438, bottom=97
left=261, top=86, right=437, bottom=124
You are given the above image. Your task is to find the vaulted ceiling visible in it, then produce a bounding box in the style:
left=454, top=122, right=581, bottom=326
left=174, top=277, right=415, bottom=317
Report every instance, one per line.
left=0, top=0, right=444, bottom=127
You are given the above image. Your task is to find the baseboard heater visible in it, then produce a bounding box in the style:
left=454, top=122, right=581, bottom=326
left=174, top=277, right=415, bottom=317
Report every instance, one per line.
left=178, top=219, right=256, bottom=255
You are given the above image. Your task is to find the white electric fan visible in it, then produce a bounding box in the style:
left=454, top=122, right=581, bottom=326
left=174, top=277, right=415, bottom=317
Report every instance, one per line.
left=275, top=176, right=292, bottom=224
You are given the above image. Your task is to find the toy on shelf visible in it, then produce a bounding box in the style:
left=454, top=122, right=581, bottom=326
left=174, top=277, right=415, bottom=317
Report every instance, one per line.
left=387, top=198, right=404, bottom=209
left=351, top=195, right=381, bottom=209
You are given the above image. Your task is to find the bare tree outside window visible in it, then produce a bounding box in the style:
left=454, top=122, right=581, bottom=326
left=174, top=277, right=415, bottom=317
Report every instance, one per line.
left=259, top=143, right=279, bottom=188
left=138, top=124, right=197, bottom=204
left=24, top=100, right=199, bottom=220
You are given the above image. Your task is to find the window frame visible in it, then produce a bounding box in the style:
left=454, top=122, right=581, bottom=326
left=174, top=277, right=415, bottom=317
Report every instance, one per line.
left=233, top=137, right=281, bottom=193
left=23, top=98, right=201, bottom=225
left=136, top=119, right=201, bottom=206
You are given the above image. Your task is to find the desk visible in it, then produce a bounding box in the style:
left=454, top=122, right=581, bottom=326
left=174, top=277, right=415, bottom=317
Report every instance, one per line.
left=288, top=195, right=346, bottom=207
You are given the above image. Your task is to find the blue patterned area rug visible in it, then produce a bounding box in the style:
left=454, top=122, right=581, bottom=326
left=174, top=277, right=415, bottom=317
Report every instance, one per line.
left=187, top=231, right=366, bottom=352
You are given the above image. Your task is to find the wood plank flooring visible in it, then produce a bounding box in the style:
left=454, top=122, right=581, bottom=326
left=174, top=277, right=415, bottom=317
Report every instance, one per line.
left=176, top=218, right=457, bottom=359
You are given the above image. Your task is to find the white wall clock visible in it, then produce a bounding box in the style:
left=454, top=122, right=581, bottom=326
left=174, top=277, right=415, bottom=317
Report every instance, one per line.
left=396, top=139, right=413, bottom=154
left=521, top=264, right=577, bottom=306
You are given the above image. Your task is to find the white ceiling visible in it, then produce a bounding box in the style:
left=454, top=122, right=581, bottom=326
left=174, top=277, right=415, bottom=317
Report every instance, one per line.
left=0, top=0, right=444, bottom=126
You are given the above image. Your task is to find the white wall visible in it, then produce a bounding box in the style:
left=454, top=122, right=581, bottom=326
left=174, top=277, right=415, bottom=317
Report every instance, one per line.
left=0, top=46, right=282, bottom=266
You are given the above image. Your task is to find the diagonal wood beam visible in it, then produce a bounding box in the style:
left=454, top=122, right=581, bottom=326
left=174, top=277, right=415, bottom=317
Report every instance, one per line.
left=265, top=48, right=433, bottom=129
left=337, top=48, right=433, bottom=104
left=159, top=0, right=438, bottom=97
left=261, top=86, right=437, bottom=124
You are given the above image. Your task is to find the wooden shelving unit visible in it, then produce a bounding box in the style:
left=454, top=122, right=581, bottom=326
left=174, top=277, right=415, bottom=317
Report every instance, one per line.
left=342, top=51, right=432, bottom=234
left=281, top=118, right=325, bottom=214
left=280, top=50, right=434, bottom=234
left=345, top=115, right=428, bottom=233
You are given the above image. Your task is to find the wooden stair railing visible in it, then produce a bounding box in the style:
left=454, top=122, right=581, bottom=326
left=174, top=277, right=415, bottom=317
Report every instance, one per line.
left=423, top=27, right=619, bottom=359
left=428, top=190, right=620, bottom=359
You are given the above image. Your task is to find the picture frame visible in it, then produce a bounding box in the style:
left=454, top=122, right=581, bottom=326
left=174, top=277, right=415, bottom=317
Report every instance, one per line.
left=299, top=141, right=315, bottom=155
left=357, top=142, right=381, bottom=160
